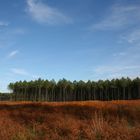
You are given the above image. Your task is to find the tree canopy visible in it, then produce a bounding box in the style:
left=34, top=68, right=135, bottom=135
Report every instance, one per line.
left=6, top=77, right=140, bottom=101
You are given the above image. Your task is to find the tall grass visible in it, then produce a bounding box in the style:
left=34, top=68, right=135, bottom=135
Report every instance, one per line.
left=0, top=100, right=140, bottom=140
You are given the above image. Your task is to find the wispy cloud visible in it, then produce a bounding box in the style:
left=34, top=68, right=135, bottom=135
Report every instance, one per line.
left=0, top=21, right=9, bottom=27
left=113, top=52, right=127, bottom=57
left=94, top=65, right=140, bottom=75
left=120, top=29, right=140, bottom=45
left=92, top=65, right=140, bottom=79
left=8, top=50, right=19, bottom=58
left=26, top=0, right=72, bottom=24
left=0, top=27, right=26, bottom=49
left=91, top=4, right=140, bottom=30
left=11, top=68, right=40, bottom=79
left=32, top=75, right=41, bottom=79
left=11, top=28, right=26, bottom=35
left=11, top=68, right=29, bottom=76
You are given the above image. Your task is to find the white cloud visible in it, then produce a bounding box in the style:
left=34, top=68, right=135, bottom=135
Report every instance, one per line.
left=94, top=65, right=140, bottom=75
left=26, top=0, right=72, bottom=24
left=32, top=75, right=41, bottom=79
left=11, top=28, right=26, bottom=35
left=8, top=50, right=19, bottom=58
left=92, top=65, right=140, bottom=80
left=0, top=27, right=26, bottom=49
left=11, top=68, right=29, bottom=76
left=11, top=68, right=40, bottom=79
left=0, top=21, right=9, bottom=27
left=113, top=52, right=126, bottom=57
left=91, top=4, right=140, bottom=30
left=121, top=29, right=140, bottom=44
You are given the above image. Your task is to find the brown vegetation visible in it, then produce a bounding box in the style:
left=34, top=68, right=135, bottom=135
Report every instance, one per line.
left=0, top=100, right=140, bottom=140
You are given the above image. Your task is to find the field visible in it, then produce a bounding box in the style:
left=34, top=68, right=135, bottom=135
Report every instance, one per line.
left=0, top=100, right=140, bottom=140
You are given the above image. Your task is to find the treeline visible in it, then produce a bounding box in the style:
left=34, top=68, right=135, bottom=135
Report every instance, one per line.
left=0, top=93, right=12, bottom=101
left=7, top=77, right=140, bottom=102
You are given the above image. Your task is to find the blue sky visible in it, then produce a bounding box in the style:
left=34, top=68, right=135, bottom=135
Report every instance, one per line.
left=0, top=0, right=140, bottom=92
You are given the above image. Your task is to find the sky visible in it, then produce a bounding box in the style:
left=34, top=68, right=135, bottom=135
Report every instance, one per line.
left=0, top=0, right=140, bottom=92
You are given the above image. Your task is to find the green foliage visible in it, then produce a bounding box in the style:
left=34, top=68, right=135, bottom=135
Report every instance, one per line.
left=0, top=93, right=12, bottom=101
left=5, top=77, right=140, bottom=101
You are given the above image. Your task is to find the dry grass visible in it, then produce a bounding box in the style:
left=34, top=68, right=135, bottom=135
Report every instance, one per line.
left=0, top=100, right=140, bottom=140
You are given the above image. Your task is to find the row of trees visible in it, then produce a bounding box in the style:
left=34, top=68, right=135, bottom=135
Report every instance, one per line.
left=7, top=77, right=140, bottom=102
left=0, top=93, right=12, bottom=101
